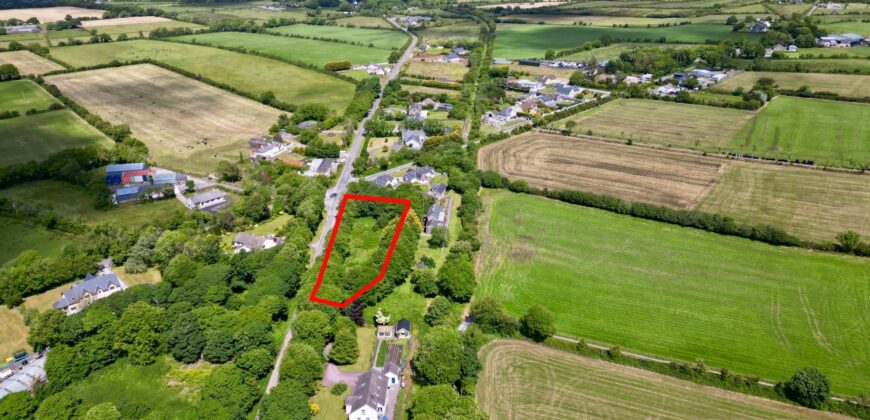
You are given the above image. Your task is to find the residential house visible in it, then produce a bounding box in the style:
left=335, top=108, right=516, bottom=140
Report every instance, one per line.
left=345, top=370, right=389, bottom=420
left=787, top=44, right=798, bottom=52
left=653, top=83, right=683, bottom=96
left=105, top=162, right=147, bottom=186
left=373, top=174, right=400, bottom=188
left=424, top=203, right=448, bottom=233
left=514, top=99, right=538, bottom=115
left=407, top=103, right=428, bottom=121
left=513, top=79, right=540, bottom=91
left=53, top=273, right=128, bottom=315
left=403, top=166, right=437, bottom=184
left=749, top=20, right=771, bottom=33
left=175, top=188, right=228, bottom=211
left=304, top=158, right=338, bottom=176
left=539, top=75, right=568, bottom=86
left=442, top=52, right=462, bottom=63
left=395, top=319, right=411, bottom=339
left=555, top=84, right=582, bottom=98
left=624, top=75, right=642, bottom=85
left=536, top=93, right=562, bottom=108
left=483, top=106, right=518, bottom=126
left=250, top=142, right=286, bottom=161
left=451, top=47, right=468, bottom=56
left=401, top=130, right=427, bottom=150
left=428, top=183, right=447, bottom=200
left=232, top=233, right=284, bottom=253
left=641, top=73, right=654, bottom=82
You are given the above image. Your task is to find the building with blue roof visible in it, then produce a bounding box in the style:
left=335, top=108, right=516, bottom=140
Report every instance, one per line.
left=113, top=186, right=143, bottom=204
left=105, top=162, right=147, bottom=185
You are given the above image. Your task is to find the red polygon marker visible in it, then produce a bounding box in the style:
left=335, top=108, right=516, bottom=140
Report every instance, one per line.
left=309, top=194, right=412, bottom=308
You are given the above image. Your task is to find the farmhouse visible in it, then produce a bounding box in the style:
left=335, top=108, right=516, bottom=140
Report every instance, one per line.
left=345, top=369, right=389, bottom=420
left=424, top=202, right=448, bottom=233
left=401, top=130, right=428, bottom=150
left=749, top=20, right=771, bottom=33
left=304, top=158, right=338, bottom=176
left=178, top=188, right=228, bottom=211
left=232, top=233, right=284, bottom=253
left=403, top=166, right=437, bottom=184
left=53, top=273, right=128, bottom=316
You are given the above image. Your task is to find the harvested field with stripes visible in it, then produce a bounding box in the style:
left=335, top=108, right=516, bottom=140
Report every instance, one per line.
left=0, top=6, right=103, bottom=21
left=80, top=16, right=172, bottom=27
left=45, top=64, right=282, bottom=174
left=715, top=71, right=870, bottom=98
left=477, top=340, right=847, bottom=420
left=0, top=51, right=64, bottom=75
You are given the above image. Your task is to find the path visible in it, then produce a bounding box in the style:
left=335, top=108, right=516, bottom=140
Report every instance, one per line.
left=310, top=18, right=418, bottom=260
left=322, top=363, right=364, bottom=387
left=264, top=310, right=297, bottom=394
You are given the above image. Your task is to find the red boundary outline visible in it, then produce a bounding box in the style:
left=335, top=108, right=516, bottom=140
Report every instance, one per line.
left=309, top=194, right=412, bottom=308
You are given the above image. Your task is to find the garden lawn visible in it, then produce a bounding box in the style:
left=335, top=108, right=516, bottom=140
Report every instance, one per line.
left=312, top=386, right=348, bottom=419
left=0, top=79, right=60, bottom=115
left=0, top=217, right=74, bottom=265
left=171, top=32, right=394, bottom=67
left=477, top=190, right=870, bottom=395
left=0, top=110, right=113, bottom=165
left=0, top=307, right=28, bottom=358
left=714, top=71, right=870, bottom=98
left=270, top=24, right=407, bottom=50
left=24, top=267, right=161, bottom=312
left=48, top=40, right=355, bottom=111
left=493, top=23, right=759, bottom=59
left=363, top=283, right=427, bottom=336
left=731, top=96, right=870, bottom=168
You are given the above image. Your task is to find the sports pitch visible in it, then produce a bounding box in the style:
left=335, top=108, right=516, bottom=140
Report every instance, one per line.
left=477, top=190, right=870, bottom=395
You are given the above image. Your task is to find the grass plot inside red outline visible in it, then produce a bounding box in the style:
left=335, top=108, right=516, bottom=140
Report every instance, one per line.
left=309, top=194, right=412, bottom=309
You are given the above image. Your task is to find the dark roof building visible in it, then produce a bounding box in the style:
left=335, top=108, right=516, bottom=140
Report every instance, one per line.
left=53, top=273, right=128, bottom=315
left=345, top=369, right=389, bottom=419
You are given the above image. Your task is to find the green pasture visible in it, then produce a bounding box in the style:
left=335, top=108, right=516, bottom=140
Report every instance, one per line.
left=784, top=47, right=870, bottom=58
left=735, top=58, right=870, bottom=74
left=0, top=110, right=113, bottom=166
left=270, top=24, right=407, bottom=50
left=493, top=23, right=760, bottom=59
left=416, top=22, right=481, bottom=44
left=715, top=71, right=870, bottom=98
left=48, top=40, right=356, bottom=111
left=0, top=79, right=60, bottom=114
left=560, top=42, right=694, bottom=61
left=0, top=217, right=75, bottom=265
left=171, top=31, right=393, bottom=67
left=820, top=20, right=870, bottom=35
left=477, top=190, right=870, bottom=395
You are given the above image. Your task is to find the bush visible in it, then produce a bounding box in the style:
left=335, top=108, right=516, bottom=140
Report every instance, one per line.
left=782, top=368, right=831, bottom=409
left=520, top=304, right=555, bottom=342
left=331, top=383, right=348, bottom=395
left=324, top=60, right=352, bottom=71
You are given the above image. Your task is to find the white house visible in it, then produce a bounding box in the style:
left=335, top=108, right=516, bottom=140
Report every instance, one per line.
left=250, top=141, right=286, bottom=161
left=53, top=273, right=128, bottom=315
left=345, top=369, right=389, bottom=420
left=403, top=166, right=437, bottom=184
left=232, top=233, right=284, bottom=253
left=373, top=174, right=400, bottom=188
left=554, top=83, right=582, bottom=98
left=176, top=188, right=228, bottom=211
left=383, top=362, right=402, bottom=387
left=304, top=158, right=338, bottom=177
left=395, top=318, right=411, bottom=339
left=483, top=107, right=518, bottom=126
left=401, top=130, right=428, bottom=150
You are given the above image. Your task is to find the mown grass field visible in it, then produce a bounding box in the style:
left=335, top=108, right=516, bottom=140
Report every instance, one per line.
left=416, top=22, right=481, bottom=44
left=0, top=51, right=64, bottom=75
left=172, top=32, right=394, bottom=67
left=508, top=13, right=746, bottom=26
left=820, top=20, right=870, bottom=35
left=334, top=15, right=392, bottom=28
left=0, top=110, right=113, bottom=166
left=401, top=84, right=460, bottom=97
left=0, top=6, right=103, bottom=21
left=0, top=217, right=75, bottom=265
left=785, top=47, right=870, bottom=58
left=46, top=64, right=283, bottom=174
left=477, top=190, right=870, bottom=395
left=560, top=42, right=694, bottom=61
left=270, top=24, right=407, bottom=50
left=732, top=96, right=870, bottom=168
left=339, top=327, right=376, bottom=372
left=312, top=386, right=349, bottom=420
left=715, top=71, right=870, bottom=98
left=0, top=79, right=60, bottom=114
left=48, top=39, right=356, bottom=111
left=477, top=340, right=842, bottom=420
left=493, top=23, right=759, bottom=58
left=406, top=61, right=468, bottom=81
left=735, top=58, right=870, bottom=74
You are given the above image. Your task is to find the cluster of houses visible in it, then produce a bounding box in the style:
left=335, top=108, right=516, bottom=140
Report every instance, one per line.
left=398, top=15, right=431, bottom=28
left=765, top=44, right=799, bottom=57
left=106, top=163, right=186, bottom=205
left=816, top=33, right=867, bottom=47
left=650, top=69, right=730, bottom=96
left=413, top=46, right=469, bottom=64
left=482, top=76, right=591, bottom=127
left=370, top=166, right=449, bottom=234
left=353, top=63, right=392, bottom=76
left=346, top=319, right=412, bottom=420
left=248, top=130, right=343, bottom=177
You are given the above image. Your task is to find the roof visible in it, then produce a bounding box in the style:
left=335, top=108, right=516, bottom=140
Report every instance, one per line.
left=190, top=189, right=227, bottom=205
left=316, top=158, right=335, bottom=173
left=384, top=362, right=402, bottom=377
left=122, top=169, right=151, bottom=184
left=397, top=318, right=411, bottom=332
left=233, top=232, right=268, bottom=249
left=106, top=162, right=146, bottom=173
left=298, top=120, right=317, bottom=129
left=53, top=273, right=127, bottom=309
left=374, top=174, right=394, bottom=187
left=402, top=130, right=427, bottom=143
left=426, top=203, right=443, bottom=218
left=345, top=369, right=388, bottom=414
left=114, top=186, right=141, bottom=196
left=429, top=183, right=447, bottom=195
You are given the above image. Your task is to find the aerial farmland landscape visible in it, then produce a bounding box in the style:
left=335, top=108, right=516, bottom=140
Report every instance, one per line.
left=0, top=0, right=867, bottom=419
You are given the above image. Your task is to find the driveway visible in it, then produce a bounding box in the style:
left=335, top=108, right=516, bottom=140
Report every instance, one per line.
left=323, top=363, right=363, bottom=387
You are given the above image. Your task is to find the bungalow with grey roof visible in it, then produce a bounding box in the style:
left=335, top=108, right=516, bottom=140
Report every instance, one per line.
left=304, top=158, right=338, bottom=177
left=424, top=203, right=448, bottom=233
left=555, top=83, right=583, bottom=98
left=232, top=233, right=284, bottom=253
left=54, top=273, right=128, bottom=315
left=407, top=103, right=428, bottom=121
left=442, top=52, right=463, bottom=63
left=176, top=188, right=228, bottom=211
left=401, top=130, right=427, bottom=150
left=373, top=174, right=400, bottom=188
left=403, top=166, right=437, bottom=184
left=483, top=106, right=518, bottom=126
left=345, top=369, right=389, bottom=420
left=250, top=141, right=287, bottom=161
left=428, top=183, right=447, bottom=200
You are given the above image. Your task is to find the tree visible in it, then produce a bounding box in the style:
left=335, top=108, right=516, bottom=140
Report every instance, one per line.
left=329, top=327, right=358, bottom=365
left=424, top=296, right=452, bottom=326
left=83, top=403, right=121, bottom=420
left=782, top=368, right=831, bottom=409
left=521, top=304, right=556, bottom=342
left=216, top=160, right=241, bottom=182
left=113, top=302, right=165, bottom=365
left=412, top=326, right=462, bottom=385
left=0, top=391, right=38, bottom=419
left=408, top=384, right=487, bottom=419
left=279, top=343, right=323, bottom=395
left=234, top=320, right=273, bottom=354
left=168, top=313, right=206, bottom=363
left=293, top=310, right=332, bottom=350
left=544, top=49, right=555, bottom=60
left=260, top=380, right=312, bottom=420
left=413, top=270, right=438, bottom=297
left=202, top=328, right=235, bottom=363
left=427, top=227, right=449, bottom=248
left=726, top=15, right=738, bottom=25
left=835, top=231, right=861, bottom=253
left=437, top=253, right=476, bottom=302
left=236, top=348, right=274, bottom=379
left=202, top=364, right=260, bottom=419
left=34, top=391, right=82, bottom=420
left=324, top=60, right=352, bottom=71
left=27, top=309, right=66, bottom=350
left=0, top=64, right=20, bottom=81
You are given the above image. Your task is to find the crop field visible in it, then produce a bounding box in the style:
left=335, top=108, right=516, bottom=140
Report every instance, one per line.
left=48, top=40, right=356, bottom=111
left=493, top=24, right=758, bottom=58
left=0, top=6, right=103, bottom=21
left=334, top=16, right=392, bottom=28
left=171, top=31, right=392, bottom=67
left=560, top=42, right=694, bottom=61
left=406, top=61, right=468, bottom=81
left=0, top=110, right=113, bottom=166
left=478, top=132, right=724, bottom=209
left=0, top=51, right=64, bottom=75
left=270, top=24, right=407, bottom=50
left=0, top=79, right=60, bottom=114
left=80, top=16, right=172, bottom=27
left=401, top=84, right=460, bottom=97
left=417, top=22, right=482, bottom=44
left=733, top=96, right=870, bottom=168
left=477, top=190, right=870, bottom=395
left=553, top=99, right=753, bottom=149
left=65, top=20, right=206, bottom=41
left=479, top=132, right=869, bottom=241
left=507, top=14, right=743, bottom=26
left=698, top=164, right=870, bottom=241
left=477, top=340, right=843, bottom=420
left=46, top=64, right=283, bottom=174
left=716, top=71, right=870, bottom=97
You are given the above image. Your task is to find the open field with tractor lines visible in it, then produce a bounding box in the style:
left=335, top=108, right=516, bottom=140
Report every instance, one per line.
left=0, top=79, right=60, bottom=114
left=479, top=132, right=870, bottom=241
left=269, top=24, right=407, bottom=50
left=48, top=39, right=356, bottom=111
left=80, top=16, right=172, bottom=27
left=476, top=190, right=870, bottom=395
left=0, top=51, right=64, bottom=75
left=0, top=6, right=103, bottom=21
left=0, top=110, right=113, bottom=166
left=477, top=340, right=847, bottom=420
left=715, top=71, right=870, bottom=98
left=46, top=64, right=283, bottom=174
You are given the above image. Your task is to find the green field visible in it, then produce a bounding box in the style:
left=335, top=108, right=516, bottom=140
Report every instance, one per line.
left=820, top=20, right=870, bottom=35
left=477, top=190, right=870, bottom=395
left=715, top=71, right=870, bottom=98
left=733, top=96, right=870, bottom=168
left=416, top=22, right=482, bottom=44
left=171, top=32, right=395, bottom=67
left=560, top=42, right=695, bottom=61
left=0, top=79, right=60, bottom=114
left=785, top=47, right=870, bottom=58
left=493, top=23, right=759, bottom=58
left=270, top=24, right=407, bottom=50
left=477, top=340, right=836, bottom=419
left=0, top=110, right=113, bottom=166
left=52, top=20, right=204, bottom=43
left=736, top=58, right=870, bottom=74
left=48, top=39, right=356, bottom=111
left=0, top=180, right=187, bottom=226
left=0, top=217, right=75, bottom=265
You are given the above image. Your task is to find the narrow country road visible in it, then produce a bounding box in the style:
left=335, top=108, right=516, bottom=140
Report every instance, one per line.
left=310, top=18, right=418, bottom=260
left=264, top=310, right=297, bottom=394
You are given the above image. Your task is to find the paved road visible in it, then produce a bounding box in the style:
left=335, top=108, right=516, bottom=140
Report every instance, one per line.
left=310, top=19, right=418, bottom=259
